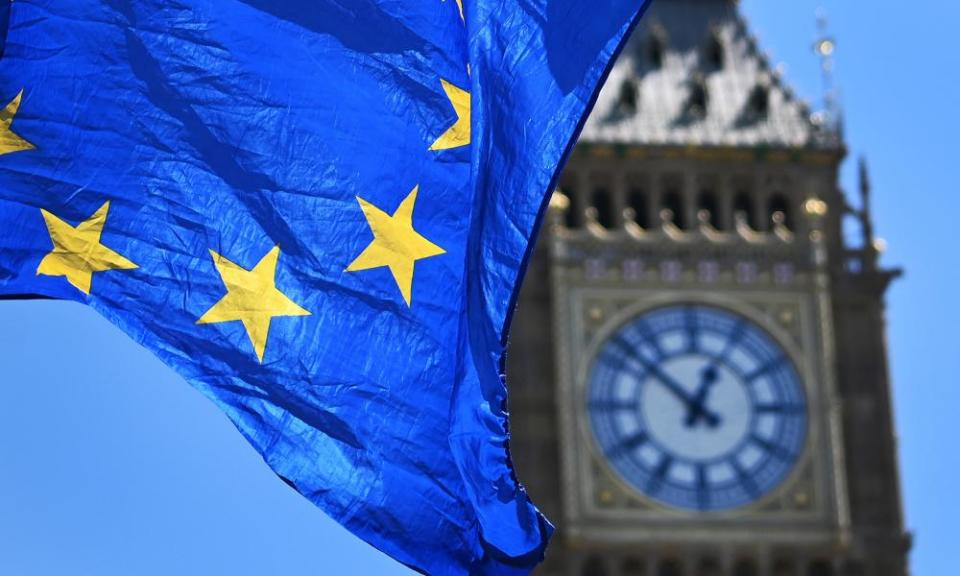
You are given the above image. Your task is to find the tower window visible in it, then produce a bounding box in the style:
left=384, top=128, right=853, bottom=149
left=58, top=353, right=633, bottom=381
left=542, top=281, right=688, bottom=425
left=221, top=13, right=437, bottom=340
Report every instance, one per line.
left=733, top=559, right=758, bottom=576
left=617, top=78, right=640, bottom=115
left=747, top=84, right=769, bottom=119
left=733, top=191, right=757, bottom=230
left=697, top=190, right=720, bottom=229
left=705, top=30, right=725, bottom=71
left=623, top=258, right=645, bottom=281
left=774, top=262, right=795, bottom=284
left=648, top=27, right=667, bottom=69
left=807, top=560, right=834, bottom=576
left=697, top=557, right=721, bottom=576
left=628, top=187, right=649, bottom=228
left=661, top=260, right=683, bottom=283
left=621, top=558, right=646, bottom=576
left=768, top=193, right=793, bottom=230
left=657, top=559, right=682, bottom=576
left=842, top=561, right=865, bottom=576
left=735, top=261, right=758, bottom=284
left=684, top=74, right=709, bottom=120
left=772, top=559, right=797, bottom=576
left=582, top=555, right=608, bottom=576
left=698, top=260, right=720, bottom=283
left=662, top=188, right=686, bottom=230
left=592, top=187, right=615, bottom=229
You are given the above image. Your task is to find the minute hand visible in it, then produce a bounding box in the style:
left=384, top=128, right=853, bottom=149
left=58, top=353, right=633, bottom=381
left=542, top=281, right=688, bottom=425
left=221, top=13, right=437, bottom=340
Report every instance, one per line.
left=633, top=354, right=721, bottom=422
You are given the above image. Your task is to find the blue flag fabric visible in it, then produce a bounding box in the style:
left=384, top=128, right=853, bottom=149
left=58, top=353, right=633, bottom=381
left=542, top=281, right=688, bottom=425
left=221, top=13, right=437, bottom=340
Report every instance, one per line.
left=0, top=1, right=648, bottom=573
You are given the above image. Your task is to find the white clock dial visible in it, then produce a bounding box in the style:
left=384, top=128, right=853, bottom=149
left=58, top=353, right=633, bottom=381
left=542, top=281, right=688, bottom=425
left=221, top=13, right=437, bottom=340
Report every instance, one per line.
left=588, top=304, right=807, bottom=511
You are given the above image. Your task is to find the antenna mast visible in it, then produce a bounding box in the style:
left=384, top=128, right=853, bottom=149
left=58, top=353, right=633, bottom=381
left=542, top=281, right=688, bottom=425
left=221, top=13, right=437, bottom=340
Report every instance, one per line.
left=814, top=9, right=841, bottom=134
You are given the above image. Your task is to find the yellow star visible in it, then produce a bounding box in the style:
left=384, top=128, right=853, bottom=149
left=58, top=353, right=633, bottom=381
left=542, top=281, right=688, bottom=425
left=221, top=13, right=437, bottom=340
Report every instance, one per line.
left=37, top=201, right=138, bottom=295
left=429, top=79, right=470, bottom=151
left=197, top=246, right=310, bottom=363
left=346, top=186, right=445, bottom=306
left=0, top=89, right=35, bottom=155
left=454, top=0, right=464, bottom=21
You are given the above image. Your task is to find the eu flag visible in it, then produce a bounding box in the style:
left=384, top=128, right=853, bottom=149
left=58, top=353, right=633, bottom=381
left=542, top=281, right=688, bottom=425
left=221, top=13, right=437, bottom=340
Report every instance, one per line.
left=0, top=1, right=649, bottom=573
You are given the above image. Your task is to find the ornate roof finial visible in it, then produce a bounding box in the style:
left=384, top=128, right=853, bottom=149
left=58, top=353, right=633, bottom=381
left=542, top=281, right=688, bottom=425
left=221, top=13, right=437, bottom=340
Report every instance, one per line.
left=858, top=157, right=877, bottom=253
left=813, top=9, right=841, bottom=134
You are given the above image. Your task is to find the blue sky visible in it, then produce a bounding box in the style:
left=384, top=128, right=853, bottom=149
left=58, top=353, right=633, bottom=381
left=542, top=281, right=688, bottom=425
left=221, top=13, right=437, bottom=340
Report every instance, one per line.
left=741, top=2, right=959, bottom=574
left=0, top=1, right=955, bottom=574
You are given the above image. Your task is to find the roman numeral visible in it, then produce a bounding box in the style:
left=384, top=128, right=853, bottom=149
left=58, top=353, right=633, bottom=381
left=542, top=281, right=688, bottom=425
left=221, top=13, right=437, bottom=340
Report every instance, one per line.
left=716, top=320, right=746, bottom=364
left=605, top=336, right=644, bottom=377
left=730, top=458, right=759, bottom=499
left=696, top=464, right=710, bottom=511
left=607, top=335, right=663, bottom=385
left=755, top=403, right=803, bottom=415
left=588, top=398, right=635, bottom=412
left=751, top=434, right=793, bottom=461
left=606, top=335, right=637, bottom=363
left=632, top=320, right=664, bottom=360
left=684, top=307, right=699, bottom=353
left=646, top=453, right=673, bottom=494
left=744, top=355, right=786, bottom=383
left=605, top=431, right=648, bottom=460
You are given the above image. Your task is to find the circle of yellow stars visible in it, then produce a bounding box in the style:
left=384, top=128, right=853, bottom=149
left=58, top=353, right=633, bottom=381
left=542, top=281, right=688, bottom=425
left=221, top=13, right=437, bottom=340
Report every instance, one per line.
left=2, top=0, right=471, bottom=364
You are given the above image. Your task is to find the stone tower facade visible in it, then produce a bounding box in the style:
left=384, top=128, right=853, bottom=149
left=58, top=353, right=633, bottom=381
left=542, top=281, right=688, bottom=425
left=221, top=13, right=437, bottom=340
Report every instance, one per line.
left=506, top=1, right=910, bottom=575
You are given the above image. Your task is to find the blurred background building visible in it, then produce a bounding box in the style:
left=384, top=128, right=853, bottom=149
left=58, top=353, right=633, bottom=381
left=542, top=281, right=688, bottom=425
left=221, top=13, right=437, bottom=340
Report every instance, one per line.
left=508, top=0, right=910, bottom=574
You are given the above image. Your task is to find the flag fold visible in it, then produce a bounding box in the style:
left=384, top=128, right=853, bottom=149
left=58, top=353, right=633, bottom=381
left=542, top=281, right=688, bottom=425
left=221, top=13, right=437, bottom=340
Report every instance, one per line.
left=0, top=1, right=649, bottom=573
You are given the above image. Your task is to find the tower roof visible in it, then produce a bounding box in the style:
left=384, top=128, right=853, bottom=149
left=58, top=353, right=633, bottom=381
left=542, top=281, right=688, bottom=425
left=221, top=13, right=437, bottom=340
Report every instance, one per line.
left=580, top=0, right=840, bottom=149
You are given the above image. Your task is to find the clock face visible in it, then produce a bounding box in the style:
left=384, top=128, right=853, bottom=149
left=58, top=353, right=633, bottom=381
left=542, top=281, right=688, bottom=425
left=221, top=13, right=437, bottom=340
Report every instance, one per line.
left=587, top=304, right=807, bottom=511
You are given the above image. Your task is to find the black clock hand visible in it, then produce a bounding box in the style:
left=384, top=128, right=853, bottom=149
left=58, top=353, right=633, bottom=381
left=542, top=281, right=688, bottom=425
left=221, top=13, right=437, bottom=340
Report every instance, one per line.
left=685, top=325, right=746, bottom=428
left=685, top=365, right=721, bottom=428
left=630, top=352, right=722, bottom=425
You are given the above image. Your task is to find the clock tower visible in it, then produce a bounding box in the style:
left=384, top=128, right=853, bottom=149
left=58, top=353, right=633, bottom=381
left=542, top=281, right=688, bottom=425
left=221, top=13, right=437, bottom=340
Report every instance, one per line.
left=506, top=1, right=910, bottom=575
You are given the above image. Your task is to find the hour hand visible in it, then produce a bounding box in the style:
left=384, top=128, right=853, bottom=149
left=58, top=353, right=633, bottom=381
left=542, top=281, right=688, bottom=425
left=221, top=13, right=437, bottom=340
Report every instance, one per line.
left=685, top=365, right=721, bottom=428
left=686, top=400, right=720, bottom=428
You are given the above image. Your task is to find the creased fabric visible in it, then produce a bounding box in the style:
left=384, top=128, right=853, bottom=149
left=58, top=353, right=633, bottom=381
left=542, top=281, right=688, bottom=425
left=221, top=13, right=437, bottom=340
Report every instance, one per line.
left=0, top=1, right=649, bottom=573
